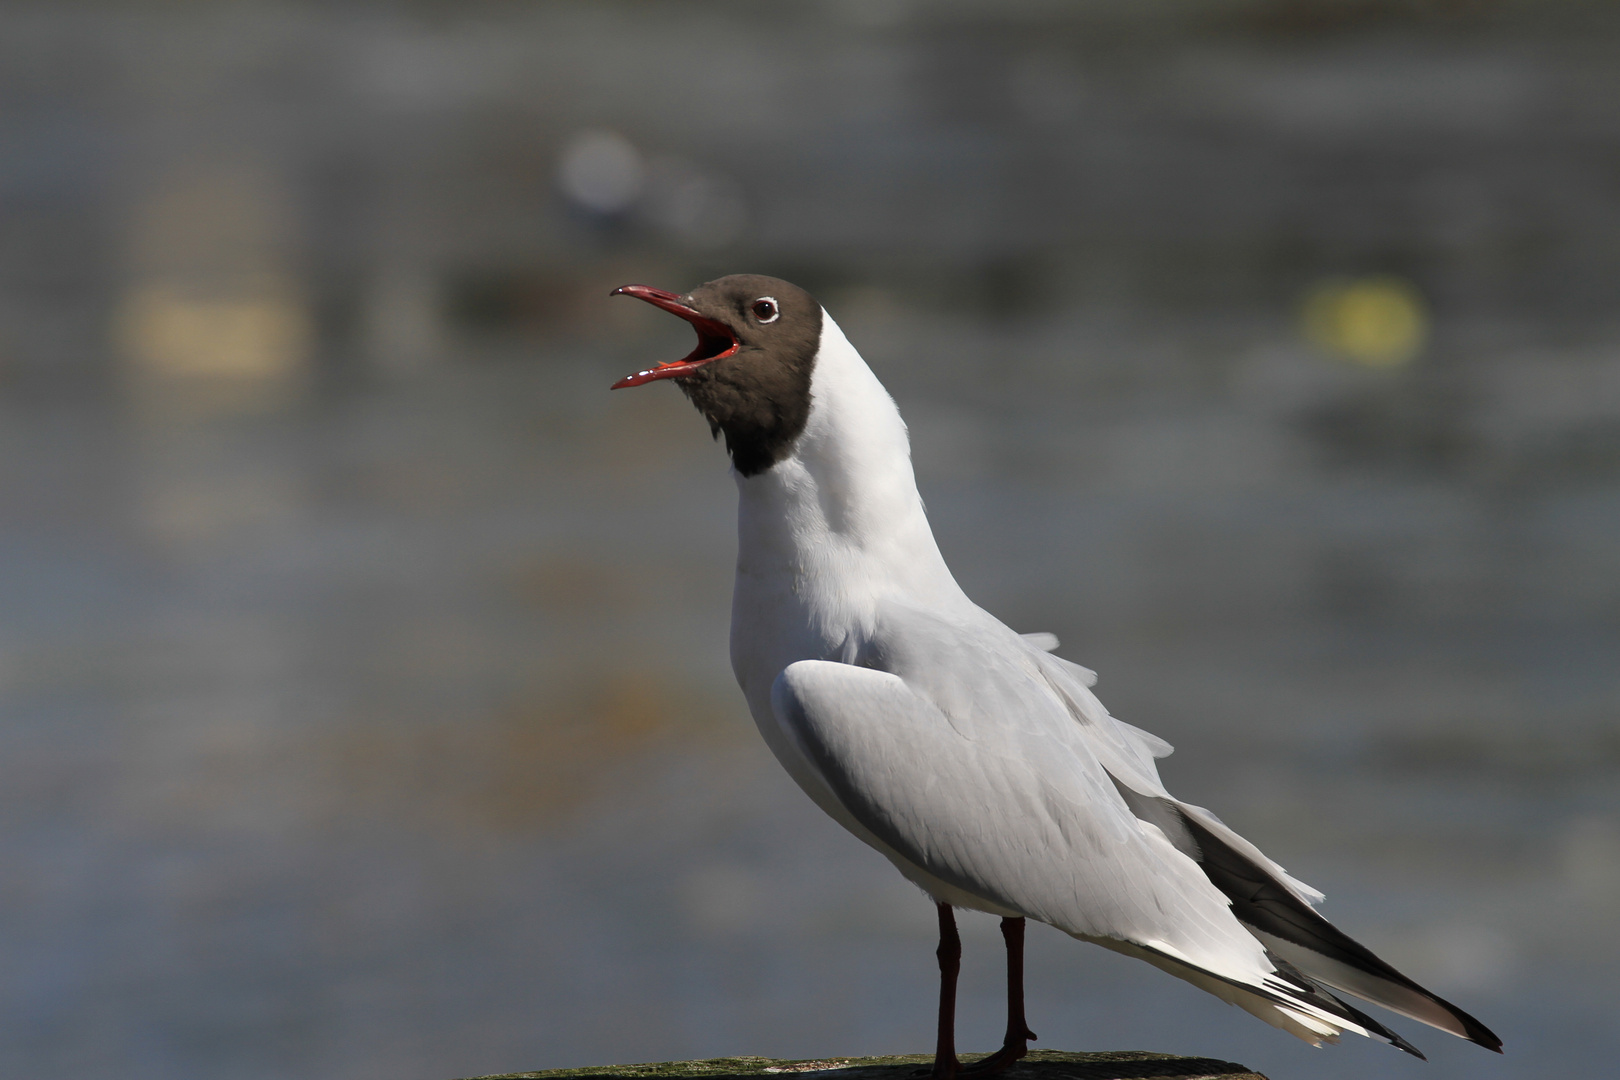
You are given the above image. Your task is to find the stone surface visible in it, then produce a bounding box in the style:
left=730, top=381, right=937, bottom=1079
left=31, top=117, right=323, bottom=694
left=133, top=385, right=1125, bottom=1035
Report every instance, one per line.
left=461, top=1050, right=1268, bottom=1080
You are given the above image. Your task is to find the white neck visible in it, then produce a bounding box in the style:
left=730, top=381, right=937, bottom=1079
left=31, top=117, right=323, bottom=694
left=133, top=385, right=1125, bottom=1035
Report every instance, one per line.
left=731, top=313, right=969, bottom=666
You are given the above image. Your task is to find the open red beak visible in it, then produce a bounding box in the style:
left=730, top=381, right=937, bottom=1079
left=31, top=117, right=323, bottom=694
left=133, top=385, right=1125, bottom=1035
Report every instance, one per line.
left=610, top=285, right=740, bottom=389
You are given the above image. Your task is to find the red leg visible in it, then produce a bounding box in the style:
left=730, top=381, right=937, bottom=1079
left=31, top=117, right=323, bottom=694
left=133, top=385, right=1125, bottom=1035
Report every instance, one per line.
left=931, top=903, right=962, bottom=1080
left=1000, top=917, right=1039, bottom=1053
left=960, top=917, right=1037, bottom=1076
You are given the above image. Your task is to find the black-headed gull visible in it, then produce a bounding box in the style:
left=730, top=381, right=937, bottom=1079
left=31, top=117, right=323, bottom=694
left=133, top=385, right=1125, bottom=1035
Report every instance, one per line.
left=610, top=275, right=1501, bottom=1075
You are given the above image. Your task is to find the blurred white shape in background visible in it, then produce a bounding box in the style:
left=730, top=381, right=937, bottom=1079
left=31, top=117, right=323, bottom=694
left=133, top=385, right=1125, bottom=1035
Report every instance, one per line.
left=557, top=129, right=646, bottom=215
left=557, top=130, right=745, bottom=248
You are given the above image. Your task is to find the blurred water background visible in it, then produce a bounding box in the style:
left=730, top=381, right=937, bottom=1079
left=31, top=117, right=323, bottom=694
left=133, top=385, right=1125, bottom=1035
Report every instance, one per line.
left=2, top=2, right=1618, bottom=1078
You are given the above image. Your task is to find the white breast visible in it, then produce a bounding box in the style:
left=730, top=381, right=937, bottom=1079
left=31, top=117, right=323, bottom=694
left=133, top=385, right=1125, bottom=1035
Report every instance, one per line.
left=728, top=312, right=971, bottom=706
left=724, top=312, right=993, bottom=895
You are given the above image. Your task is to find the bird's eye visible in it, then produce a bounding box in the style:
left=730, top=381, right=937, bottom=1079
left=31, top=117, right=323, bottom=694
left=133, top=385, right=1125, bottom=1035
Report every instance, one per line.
left=751, top=297, right=780, bottom=324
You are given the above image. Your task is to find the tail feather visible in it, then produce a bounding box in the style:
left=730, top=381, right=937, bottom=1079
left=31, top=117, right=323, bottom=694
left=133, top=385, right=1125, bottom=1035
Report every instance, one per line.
left=1265, top=952, right=1426, bottom=1059
left=1086, top=936, right=1422, bottom=1056
left=1176, top=807, right=1504, bottom=1053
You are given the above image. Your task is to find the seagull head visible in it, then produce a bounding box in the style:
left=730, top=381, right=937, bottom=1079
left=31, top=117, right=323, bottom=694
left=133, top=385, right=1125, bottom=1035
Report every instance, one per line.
left=610, top=274, right=823, bottom=476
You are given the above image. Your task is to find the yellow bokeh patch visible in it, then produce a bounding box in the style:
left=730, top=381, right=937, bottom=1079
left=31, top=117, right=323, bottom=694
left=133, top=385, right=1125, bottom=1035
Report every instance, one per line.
left=1302, top=276, right=1429, bottom=368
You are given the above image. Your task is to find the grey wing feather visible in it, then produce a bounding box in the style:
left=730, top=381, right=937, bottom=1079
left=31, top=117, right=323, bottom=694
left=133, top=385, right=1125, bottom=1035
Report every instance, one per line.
left=771, top=656, right=1270, bottom=970
left=770, top=654, right=1425, bottom=1049
left=1032, top=648, right=1326, bottom=907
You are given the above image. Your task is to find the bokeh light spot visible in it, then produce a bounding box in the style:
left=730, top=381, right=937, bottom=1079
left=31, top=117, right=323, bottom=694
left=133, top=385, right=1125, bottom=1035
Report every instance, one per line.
left=557, top=129, right=646, bottom=215
left=116, top=282, right=311, bottom=381
left=1302, top=275, right=1429, bottom=368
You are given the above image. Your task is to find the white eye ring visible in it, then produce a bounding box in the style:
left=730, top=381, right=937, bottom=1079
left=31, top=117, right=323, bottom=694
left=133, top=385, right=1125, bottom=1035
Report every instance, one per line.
left=751, top=296, right=780, bottom=323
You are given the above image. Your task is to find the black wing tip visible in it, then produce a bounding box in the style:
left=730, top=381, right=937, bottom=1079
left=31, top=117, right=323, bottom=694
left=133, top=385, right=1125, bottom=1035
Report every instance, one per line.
left=1425, top=990, right=1503, bottom=1053
left=1468, top=1023, right=1505, bottom=1054
left=1265, top=951, right=1428, bottom=1059
left=1337, top=993, right=1426, bottom=1059
left=1387, top=1031, right=1428, bottom=1060
left=1180, top=809, right=1506, bottom=1055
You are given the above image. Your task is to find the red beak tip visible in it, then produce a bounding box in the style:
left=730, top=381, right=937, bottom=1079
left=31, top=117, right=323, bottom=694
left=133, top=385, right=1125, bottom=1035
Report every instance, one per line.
left=609, top=283, right=739, bottom=390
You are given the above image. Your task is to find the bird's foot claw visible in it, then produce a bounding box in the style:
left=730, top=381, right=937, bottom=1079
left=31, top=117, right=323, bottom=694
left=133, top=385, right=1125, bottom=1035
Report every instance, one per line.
left=954, top=1040, right=1031, bottom=1078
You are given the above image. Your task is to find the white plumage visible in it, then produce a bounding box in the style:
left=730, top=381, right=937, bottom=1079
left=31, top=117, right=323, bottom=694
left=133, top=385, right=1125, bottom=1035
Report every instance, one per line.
left=731, top=312, right=1477, bottom=1052
left=612, top=277, right=1500, bottom=1066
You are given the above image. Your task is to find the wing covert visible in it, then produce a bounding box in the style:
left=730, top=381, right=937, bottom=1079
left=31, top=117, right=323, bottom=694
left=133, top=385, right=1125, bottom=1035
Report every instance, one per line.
left=771, top=658, right=1267, bottom=968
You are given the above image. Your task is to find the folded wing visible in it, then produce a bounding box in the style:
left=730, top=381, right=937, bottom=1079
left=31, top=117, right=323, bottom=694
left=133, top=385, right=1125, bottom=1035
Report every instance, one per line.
left=771, top=652, right=1428, bottom=1053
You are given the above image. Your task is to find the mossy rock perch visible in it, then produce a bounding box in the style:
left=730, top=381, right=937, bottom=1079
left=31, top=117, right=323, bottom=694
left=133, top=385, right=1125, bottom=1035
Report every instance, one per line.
left=461, top=1050, right=1267, bottom=1080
